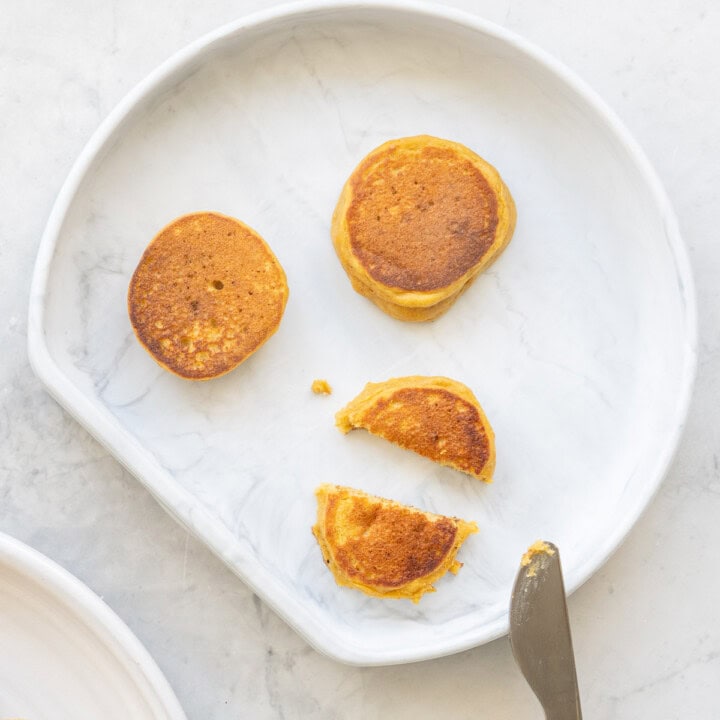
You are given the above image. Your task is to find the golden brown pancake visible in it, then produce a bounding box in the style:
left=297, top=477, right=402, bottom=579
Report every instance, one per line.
left=336, top=376, right=495, bottom=482
left=128, top=212, right=288, bottom=380
left=331, top=135, right=516, bottom=321
left=312, top=484, right=478, bottom=602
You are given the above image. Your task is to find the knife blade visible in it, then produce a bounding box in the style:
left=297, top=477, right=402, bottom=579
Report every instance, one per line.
left=509, top=541, right=582, bottom=720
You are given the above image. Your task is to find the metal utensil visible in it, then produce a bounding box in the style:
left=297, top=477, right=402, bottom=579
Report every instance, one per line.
left=509, top=541, right=582, bottom=720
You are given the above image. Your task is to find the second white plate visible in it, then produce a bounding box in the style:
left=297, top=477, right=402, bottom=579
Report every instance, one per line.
left=0, top=532, right=185, bottom=719
left=29, top=1, right=696, bottom=665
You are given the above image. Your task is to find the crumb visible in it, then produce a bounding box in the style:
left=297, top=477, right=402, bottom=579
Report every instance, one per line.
left=311, top=379, right=332, bottom=395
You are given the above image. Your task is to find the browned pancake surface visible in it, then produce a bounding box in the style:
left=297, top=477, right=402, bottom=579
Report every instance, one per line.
left=323, top=488, right=458, bottom=588
left=128, top=212, right=287, bottom=380
left=346, top=142, right=499, bottom=291
left=336, top=376, right=495, bottom=482
left=359, top=387, right=492, bottom=478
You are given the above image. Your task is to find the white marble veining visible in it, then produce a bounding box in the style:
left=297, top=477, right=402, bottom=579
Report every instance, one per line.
left=2, top=0, right=720, bottom=716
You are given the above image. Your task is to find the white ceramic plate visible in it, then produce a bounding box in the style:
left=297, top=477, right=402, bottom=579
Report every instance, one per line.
left=28, top=1, right=696, bottom=665
left=0, top=532, right=186, bottom=719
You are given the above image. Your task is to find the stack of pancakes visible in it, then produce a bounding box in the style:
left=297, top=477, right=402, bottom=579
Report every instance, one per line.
left=331, top=135, right=516, bottom=321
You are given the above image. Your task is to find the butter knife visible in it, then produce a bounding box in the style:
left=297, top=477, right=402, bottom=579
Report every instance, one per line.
left=509, top=541, right=582, bottom=720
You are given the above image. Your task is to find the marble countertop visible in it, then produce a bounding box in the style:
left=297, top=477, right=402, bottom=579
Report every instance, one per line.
left=2, top=0, right=718, bottom=717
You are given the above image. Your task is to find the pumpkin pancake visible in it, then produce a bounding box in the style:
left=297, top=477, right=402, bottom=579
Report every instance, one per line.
left=312, top=484, right=478, bottom=602
left=331, top=135, right=516, bottom=321
left=336, top=376, right=495, bottom=482
left=128, top=212, right=288, bottom=380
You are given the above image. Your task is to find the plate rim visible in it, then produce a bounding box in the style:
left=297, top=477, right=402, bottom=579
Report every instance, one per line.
left=27, top=0, right=698, bottom=665
left=0, top=531, right=187, bottom=718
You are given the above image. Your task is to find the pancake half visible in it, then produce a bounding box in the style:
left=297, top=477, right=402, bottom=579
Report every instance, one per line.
left=312, top=484, right=478, bottom=602
left=331, top=135, right=516, bottom=321
left=128, top=212, right=288, bottom=380
left=336, top=376, right=495, bottom=482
